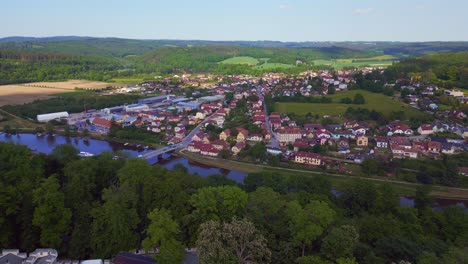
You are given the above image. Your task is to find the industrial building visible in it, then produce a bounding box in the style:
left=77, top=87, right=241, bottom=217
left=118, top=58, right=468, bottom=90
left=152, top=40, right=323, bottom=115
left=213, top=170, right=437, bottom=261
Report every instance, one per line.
left=137, top=95, right=175, bottom=105
left=197, top=95, right=225, bottom=103
left=176, top=101, right=201, bottom=111
left=124, top=104, right=149, bottom=112
left=37, top=112, right=69, bottom=123
left=102, top=106, right=125, bottom=114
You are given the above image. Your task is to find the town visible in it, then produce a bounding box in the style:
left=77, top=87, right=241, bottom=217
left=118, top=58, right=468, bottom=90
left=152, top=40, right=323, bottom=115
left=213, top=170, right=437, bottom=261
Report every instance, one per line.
left=35, top=68, right=468, bottom=178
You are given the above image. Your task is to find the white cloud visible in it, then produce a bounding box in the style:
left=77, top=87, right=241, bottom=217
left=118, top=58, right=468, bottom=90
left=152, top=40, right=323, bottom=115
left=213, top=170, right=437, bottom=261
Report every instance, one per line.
left=279, top=4, right=292, bottom=10
left=353, top=8, right=374, bottom=14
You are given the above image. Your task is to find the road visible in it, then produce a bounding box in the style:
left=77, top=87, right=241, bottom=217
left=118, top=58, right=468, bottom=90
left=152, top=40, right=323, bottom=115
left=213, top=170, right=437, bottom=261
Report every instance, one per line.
left=142, top=113, right=216, bottom=159
left=255, top=86, right=280, bottom=148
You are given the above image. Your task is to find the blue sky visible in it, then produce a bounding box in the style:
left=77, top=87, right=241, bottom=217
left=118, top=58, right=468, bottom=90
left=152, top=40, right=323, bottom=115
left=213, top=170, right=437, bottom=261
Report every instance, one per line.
left=1, top=0, right=467, bottom=41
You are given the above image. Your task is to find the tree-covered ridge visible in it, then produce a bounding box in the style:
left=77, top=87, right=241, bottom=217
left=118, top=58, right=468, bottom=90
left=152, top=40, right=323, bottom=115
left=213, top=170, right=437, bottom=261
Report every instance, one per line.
left=386, top=51, right=468, bottom=88
left=0, top=44, right=377, bottom=84
left=0, top=50, right=123, bottom=84
left=142, top=45, right=377, bottom=65
left=0, top=142, right=466, bottom=263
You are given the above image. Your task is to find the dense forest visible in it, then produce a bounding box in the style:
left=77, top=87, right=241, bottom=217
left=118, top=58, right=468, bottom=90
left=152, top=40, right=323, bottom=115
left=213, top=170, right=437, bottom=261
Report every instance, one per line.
left=1, top=93, right=141, bottom=119
left=0, top=50, right=123, bottom=84
left=385, top=51, right=468, bottom=89
left=0, top=142, right=466, bottom=263
left=0, top=43, right=378, bottom=84
left=1, top=37, right=468, bottom=85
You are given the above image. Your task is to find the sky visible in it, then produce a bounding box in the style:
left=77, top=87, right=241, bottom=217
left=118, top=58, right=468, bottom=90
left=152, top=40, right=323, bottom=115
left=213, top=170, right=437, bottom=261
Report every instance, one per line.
left=1, top=0, right=468, bottom=41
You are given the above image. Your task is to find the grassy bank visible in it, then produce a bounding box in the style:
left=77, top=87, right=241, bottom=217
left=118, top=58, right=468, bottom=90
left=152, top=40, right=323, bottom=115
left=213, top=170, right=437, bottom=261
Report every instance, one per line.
left=178, top=150, right=468, bottom=199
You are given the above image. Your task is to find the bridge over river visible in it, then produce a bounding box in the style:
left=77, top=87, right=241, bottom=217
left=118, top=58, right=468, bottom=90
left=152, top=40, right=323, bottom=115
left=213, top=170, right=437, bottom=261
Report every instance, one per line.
left=142, top=114, right=215, bottom=160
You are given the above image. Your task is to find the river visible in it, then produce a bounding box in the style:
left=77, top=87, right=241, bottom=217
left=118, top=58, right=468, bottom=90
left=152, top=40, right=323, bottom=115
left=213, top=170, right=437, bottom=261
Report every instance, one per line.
left=1, top=133, right=467, bottom=210
left=0, top=133, right=247, bottom=183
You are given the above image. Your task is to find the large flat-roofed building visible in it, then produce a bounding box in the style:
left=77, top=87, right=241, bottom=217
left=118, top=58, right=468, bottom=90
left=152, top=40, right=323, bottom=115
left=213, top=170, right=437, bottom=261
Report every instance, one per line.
left=197, top=95, right=225, bottom=103
left=37, top=112, right=69, bottom=123
left=138, top=95, right=175, bottom=105
left=176, top=101, right=201, bottom=111
left=124, top=104, right=149, bottom=112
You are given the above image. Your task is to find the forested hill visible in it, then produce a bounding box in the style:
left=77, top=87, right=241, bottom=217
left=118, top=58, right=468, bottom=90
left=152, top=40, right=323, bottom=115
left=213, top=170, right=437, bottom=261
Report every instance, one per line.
left=2, top=36, right=468, bottom=85
left=2, top=37, right=468, bottom=57
left=142, top=45, right=375, bottom=63
left=0, top=41, right=378, bottom=84
left=385, top=51, right=468, bottom=89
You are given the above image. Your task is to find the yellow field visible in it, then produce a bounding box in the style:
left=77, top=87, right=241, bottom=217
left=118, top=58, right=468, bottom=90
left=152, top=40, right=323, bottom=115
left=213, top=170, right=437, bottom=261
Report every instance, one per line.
left=21, top=80, right=113, bottom=90
left=0, top=80, right=114, bottom=106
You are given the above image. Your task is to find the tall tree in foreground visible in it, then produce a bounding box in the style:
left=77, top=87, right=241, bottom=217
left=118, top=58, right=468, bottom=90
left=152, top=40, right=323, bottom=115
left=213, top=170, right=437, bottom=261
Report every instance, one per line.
left=142, top=208, right=185, bottom=264
left=287, top=200, right=335, bottom=257
left=196, top=218, right=271, bottom=264
left=321, top=225, right=359, bottom=261
left=32, top=175, right=71, bottom=248
left=90, top=186, right=139, bottom=258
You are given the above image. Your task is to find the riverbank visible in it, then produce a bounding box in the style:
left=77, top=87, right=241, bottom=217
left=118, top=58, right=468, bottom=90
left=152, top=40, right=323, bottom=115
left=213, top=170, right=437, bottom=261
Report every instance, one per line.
left=177, top=150, right=468, bottom=200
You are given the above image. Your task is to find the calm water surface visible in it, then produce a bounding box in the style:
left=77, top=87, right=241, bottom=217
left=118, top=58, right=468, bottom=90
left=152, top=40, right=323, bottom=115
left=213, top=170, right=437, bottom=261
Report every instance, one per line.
left=1, top=133, right=466, bottom=208
left=0, top=133, right=247, bottom=183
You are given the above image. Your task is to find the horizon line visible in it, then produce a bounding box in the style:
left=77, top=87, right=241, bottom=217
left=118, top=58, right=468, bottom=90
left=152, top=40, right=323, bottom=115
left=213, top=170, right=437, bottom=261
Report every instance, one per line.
left=1, top=35, right=468, bottom=43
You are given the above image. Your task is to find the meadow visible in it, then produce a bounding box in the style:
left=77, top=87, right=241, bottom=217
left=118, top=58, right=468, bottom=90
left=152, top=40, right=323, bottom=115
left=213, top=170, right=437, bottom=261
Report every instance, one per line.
left=275, top=90, right=425, bottom=118
left=312, top=55, right=398, bottom=69
left=219, top=56, right=260, bottom=65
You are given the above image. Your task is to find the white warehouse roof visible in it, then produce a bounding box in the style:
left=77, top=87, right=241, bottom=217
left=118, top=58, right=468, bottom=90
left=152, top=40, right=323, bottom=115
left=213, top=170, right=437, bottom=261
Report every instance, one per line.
left=37, top=112, right=69, bottom=122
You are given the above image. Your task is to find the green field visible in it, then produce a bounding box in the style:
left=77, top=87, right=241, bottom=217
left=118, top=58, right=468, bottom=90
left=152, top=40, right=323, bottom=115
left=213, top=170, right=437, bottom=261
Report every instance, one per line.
left=111, top=77, right=145, bottom=83
left=219, top=56, right=295, bottom=70
left=275, top=90, right=425, bottom=118
left=255, top=63, right=295, bottom=70
left=219, top=56, right=260, bottom=65
left=313, top=55, right=398, bottom=69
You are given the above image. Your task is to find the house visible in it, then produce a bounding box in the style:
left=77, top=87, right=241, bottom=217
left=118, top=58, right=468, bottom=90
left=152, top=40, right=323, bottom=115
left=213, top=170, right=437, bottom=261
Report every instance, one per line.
left=428, top=141, right=441, bottom=153
left=390, top=144, right=418, bottom=159
left=247, top=134, right=263, bottom=142
left=236, top=128, right=249, bottom=142
left=336, top=137, right=350, bottom=148
left=24, top=249, right=58, bottom=264
left=293, top=139, right=310, bottom=151
left=211, top=140, right=230, bottom=150
left=114, top=252, right=155, bottom=264
left=413, top=141, right=428, bottom=152
left=232, top=141, right=246, bottom=155
left=195, top=112, right=206, bottom=119
left=356, top=136, right=369, bottom=147
left=455, top=127, right=468, bottom=139
left=219, top=129, right=231, bottom=141
left=441, top=143, right=454, bottom=154
left=294, top=151, right=322, bottom=166
left=418, top=125, right=434, bottom=135
left=444, top=89, right=464, bottom=97
left=92, top=116, right=112, bottom=131
left=447, top=110, right=466, bottom=119
left=304, top=124, right=323, bottom=131
left=343, top=120, right=359, bottom=129
left=192, top=132, right=207, bottom=142
left=276, top=128, right=302, bottom=145
left=389, top=124, right=413, bottom=136
left=187, top=142, right=203, bottom=153
left=350, top=126, right=367, bottom=136
left=200, top=144, right=219, bottom=157
left=175, top=129, right=186, bottom=139
left=375, top=136, right=389, bottom=148
left=0, top=249, right=27, bottom=264
left=270, top=119, right=282, bottom=130
left=458, top=167, right=468, bottom=176
left=267, top=147, right=282, bottom=155
left=316, top=129, right=331, bottom=139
